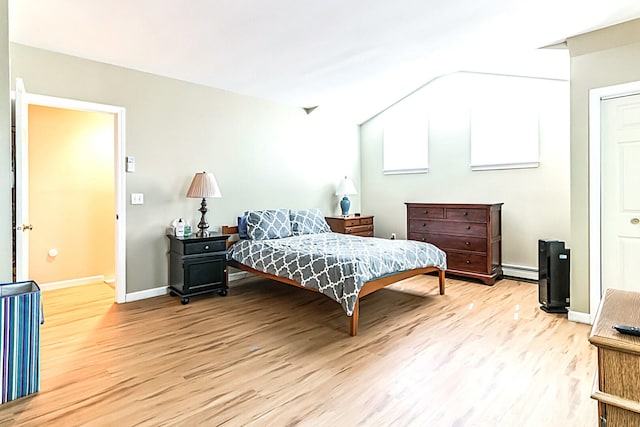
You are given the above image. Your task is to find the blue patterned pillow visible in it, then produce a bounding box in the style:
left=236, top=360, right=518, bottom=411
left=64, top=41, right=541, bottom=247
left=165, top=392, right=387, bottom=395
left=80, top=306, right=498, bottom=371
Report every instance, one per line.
left=246, top=209, right=292, bottom=240
left=290, top=208, right=331, bottom=235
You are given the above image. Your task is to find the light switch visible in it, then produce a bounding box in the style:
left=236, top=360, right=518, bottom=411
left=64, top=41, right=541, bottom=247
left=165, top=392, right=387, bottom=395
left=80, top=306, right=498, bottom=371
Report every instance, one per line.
left=126, top=156, right=136, bottom=172
left=131, top=193, right=144, bottom=205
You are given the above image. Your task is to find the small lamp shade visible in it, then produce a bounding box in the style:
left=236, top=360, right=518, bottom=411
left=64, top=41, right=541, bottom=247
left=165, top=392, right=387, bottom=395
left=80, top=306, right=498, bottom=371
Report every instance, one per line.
left=186, top=172, right=221, bottom=199
left=336, top=176, right=357, bottom=216
left=186, top=172, right=221, bottom=237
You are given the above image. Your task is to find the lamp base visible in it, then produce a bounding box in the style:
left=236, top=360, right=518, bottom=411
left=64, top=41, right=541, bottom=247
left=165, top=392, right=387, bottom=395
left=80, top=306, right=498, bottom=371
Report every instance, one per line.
left=340, top=196, right=351, bottom=216
left=196, top=198, right=210, bottom=237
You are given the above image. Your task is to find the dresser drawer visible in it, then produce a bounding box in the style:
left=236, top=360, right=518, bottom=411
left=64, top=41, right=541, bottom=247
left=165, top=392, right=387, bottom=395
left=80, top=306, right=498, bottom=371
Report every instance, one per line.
left=412, top=233, right=487, bottom=253
left=446, top=252, right=487, bottom=273
left=355, top=230, right=374, bottom=237
left=409, top=219, right=486, bottom=237
left=446, top=208, right=487, bottom=222
left=345, top=225, right=374, bottom=234
left=184, top=239, right=227, bottom=255
left=408, top=206, right=444, bottom=220
left=359, top=217, right=373, bottom=225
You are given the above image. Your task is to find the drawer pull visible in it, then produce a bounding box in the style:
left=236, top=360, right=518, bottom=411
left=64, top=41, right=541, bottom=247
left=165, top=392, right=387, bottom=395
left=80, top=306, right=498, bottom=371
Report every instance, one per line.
left=422, top=223, right=426, bottom=227
left=463, top=212, right=468, bottom=216
left=466, top=226, right=471, bottom=230
left=421, top=237, right=426, bottom=242
left=204, top=245, right=210, bottom=250
left=424, top=210, right=428, bottom=214
left=466, top=260, right=471, bottom=264
left=465, top=241, right=470, bottom=245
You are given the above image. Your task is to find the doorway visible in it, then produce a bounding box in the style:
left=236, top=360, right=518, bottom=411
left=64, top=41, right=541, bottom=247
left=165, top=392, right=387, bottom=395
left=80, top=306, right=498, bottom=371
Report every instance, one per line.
left=589, top=80, right=640, bottom=322
left=28, top=105, right=115, bottom=288
left=14, top=82, right=127, bottom=303
left=600, top=94, right=640, bottom=293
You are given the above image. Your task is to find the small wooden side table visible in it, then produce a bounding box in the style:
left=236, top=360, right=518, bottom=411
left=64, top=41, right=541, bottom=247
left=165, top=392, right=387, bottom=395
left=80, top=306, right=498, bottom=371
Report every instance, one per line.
left=325, top=215, right=374, bottom=237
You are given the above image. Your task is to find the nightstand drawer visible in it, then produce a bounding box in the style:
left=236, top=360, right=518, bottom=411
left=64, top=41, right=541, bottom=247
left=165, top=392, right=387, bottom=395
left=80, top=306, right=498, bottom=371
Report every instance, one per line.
left=345, top=225, right=374, bottom=234
left=344, top=218, right=361, bottom=227
left=184, top=239, right=227, bottom=255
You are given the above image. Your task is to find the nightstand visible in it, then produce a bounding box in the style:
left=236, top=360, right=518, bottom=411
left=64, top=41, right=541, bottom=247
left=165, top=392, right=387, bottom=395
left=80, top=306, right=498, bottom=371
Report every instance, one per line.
left=167, top=233, right=230, bottom=304
left=325, top=215, right=374, bottom=237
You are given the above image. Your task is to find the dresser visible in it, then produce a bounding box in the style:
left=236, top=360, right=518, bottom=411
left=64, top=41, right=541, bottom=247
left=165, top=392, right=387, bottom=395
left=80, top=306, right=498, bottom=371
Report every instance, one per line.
left=589, top=289, right=640, bottom=426
left=405, top=203, right=503, bottom=284
left=167, top=233, right=229, bottom=304
left=325, top=215, right=374, bottom=237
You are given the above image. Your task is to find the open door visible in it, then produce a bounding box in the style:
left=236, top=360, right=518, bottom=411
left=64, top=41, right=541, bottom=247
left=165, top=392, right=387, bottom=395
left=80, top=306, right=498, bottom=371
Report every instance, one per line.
left=14, top=78, right=30, bottom=281
left=13, top=78, right=127, bottom=303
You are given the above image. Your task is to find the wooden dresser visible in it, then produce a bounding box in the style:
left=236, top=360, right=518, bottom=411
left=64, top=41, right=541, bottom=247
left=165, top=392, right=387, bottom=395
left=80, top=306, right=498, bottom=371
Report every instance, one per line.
left=589, top=289, right=640, bottom=426
left=325, top=215, right=374, bottom=237
left=405, top=203, right=503, bottom=284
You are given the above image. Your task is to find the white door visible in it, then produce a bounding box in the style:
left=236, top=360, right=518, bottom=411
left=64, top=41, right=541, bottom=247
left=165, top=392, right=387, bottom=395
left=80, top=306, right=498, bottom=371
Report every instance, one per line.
left=601, top=93, right=640, bottom=293
left=14, top=78, right=30, bottom=280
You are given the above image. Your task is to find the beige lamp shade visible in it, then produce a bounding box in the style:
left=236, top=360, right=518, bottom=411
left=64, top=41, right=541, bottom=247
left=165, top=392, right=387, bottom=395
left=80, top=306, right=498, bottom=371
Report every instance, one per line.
left=335, top=176, right=357, bottom=196
left=186, top=172, right=222, bottom=198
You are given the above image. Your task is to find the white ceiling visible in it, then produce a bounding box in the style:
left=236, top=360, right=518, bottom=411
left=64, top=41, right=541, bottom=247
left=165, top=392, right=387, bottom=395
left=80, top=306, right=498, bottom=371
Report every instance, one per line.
left=9, top=0, right=640, bottom=123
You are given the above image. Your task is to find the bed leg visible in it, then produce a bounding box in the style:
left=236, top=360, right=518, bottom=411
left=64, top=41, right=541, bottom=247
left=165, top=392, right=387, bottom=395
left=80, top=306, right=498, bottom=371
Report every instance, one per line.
left=438, top=269, right=446, bottom=295
left=349, top=299, right=359, bottom=336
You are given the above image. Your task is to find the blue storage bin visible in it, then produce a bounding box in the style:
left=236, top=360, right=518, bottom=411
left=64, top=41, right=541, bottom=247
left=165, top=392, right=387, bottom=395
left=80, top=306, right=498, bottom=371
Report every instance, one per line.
left=1, top=280, right=43, bottom=404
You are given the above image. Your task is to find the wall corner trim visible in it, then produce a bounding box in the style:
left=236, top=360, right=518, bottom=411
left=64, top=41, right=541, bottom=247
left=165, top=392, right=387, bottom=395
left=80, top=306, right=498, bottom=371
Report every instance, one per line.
left=568, top=309, right=592, bottom=325
left=125, top=286, right=167, bottom=302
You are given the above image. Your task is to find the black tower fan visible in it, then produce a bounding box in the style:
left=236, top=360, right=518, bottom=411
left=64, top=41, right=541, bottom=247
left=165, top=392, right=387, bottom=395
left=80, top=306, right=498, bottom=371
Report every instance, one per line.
left=538, top=239, right=570, bottom=313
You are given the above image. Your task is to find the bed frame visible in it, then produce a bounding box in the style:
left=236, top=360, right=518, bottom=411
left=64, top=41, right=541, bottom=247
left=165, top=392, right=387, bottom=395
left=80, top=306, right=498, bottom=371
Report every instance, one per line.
left=221, top=225, right=445, bottom=336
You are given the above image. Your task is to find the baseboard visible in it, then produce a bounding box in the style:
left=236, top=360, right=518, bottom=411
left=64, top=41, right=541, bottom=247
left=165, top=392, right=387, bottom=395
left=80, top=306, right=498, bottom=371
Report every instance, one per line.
left=123, top=273, right=250, bottom=303
left=502, top=264, right=538, bottom=281
left=568, top=309, right=592, bottom=325
left=40, top=275, right=105, bottom=291
left=125, top=286, right=168, bottom=302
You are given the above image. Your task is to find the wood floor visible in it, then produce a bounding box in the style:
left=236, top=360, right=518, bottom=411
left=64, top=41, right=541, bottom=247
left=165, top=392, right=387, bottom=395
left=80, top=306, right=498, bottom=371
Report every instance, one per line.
left=1, top=275, right=597, bottom=426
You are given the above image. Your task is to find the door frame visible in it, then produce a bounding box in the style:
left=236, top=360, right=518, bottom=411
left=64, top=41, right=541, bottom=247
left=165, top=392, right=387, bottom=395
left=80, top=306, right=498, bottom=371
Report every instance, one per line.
left=20, top=92, right=127, bottom=303
left=589, top=80, right=640, bottom=322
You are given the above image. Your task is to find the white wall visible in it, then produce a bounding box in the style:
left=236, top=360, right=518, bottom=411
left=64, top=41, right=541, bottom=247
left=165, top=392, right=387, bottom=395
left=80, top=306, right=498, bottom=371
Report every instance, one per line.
left=566, top=18, right=640, bottom=314
left=8, top=43, right=360, bottom=293
left=360, top=72, right=570, bottom=274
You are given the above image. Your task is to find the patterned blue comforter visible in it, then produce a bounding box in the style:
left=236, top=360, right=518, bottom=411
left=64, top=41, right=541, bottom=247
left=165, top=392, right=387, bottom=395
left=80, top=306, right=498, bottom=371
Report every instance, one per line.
left=228, top=233, right=447, bottom=316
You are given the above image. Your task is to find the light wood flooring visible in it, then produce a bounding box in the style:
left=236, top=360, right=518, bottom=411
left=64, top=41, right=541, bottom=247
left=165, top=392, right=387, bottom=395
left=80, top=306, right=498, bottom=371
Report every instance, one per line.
left=1, top=275, right=597, bottom=426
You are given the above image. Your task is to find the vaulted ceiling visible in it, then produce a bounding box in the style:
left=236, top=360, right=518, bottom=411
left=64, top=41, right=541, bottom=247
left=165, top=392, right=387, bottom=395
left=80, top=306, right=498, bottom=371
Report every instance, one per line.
left=9, top=1, right=640, bottom=123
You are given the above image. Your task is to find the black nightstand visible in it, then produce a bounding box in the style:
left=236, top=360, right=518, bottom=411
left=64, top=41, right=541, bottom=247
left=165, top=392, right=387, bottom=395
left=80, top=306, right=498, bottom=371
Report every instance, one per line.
left=167, top=233, right=230, bottom=304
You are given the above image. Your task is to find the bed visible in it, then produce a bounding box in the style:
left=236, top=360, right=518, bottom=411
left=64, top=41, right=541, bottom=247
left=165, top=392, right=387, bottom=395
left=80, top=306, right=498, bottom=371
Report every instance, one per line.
left=222, top=208, right=447, bottom=336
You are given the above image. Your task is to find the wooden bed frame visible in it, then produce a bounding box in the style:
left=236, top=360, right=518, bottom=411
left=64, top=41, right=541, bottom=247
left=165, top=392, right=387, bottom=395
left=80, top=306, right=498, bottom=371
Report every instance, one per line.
left=221, top=225, right=445, bottom=336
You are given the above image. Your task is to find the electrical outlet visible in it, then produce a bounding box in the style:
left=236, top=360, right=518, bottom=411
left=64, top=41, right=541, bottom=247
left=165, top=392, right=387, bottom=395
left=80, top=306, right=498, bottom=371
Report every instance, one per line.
left=131, top=193, right=144, bottom=205
left=391, top=233, right=396, bottom=240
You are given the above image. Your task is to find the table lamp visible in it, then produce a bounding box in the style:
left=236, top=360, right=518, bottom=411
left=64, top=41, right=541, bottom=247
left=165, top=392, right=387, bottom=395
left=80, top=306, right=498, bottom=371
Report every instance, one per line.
left=186, top=171, right=222, bottom=237
left=336, top=176, right=357, bottom=216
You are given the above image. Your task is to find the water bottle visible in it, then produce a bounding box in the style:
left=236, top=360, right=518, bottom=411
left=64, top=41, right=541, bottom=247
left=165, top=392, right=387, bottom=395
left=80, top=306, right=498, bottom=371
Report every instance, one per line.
left=176, top=218, right=185, bottom=237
